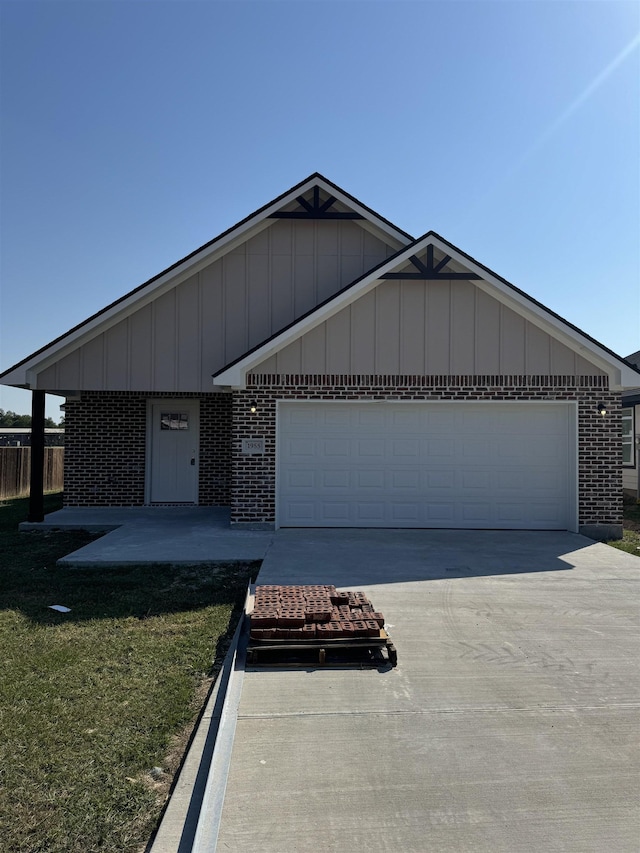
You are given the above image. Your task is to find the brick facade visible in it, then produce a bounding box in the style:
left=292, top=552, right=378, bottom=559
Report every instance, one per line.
left=62, top=376, right=623, bottom=538
left=64, top=391, right=231, bottom=506
left=232, top=374, right=622, bottom=535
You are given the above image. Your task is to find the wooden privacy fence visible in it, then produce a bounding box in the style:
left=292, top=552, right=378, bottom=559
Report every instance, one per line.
left=0, top=447, right=64, bottom=499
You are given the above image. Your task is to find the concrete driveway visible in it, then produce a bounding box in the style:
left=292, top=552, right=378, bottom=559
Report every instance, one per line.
left=214, top=530, right=639, bottom=852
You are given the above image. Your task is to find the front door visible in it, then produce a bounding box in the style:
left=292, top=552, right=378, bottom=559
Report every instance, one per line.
left=148, top=401, right=199, bottom=504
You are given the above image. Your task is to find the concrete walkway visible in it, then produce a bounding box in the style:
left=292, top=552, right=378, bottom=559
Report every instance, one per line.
left=211, top=530, right=640, bottom=853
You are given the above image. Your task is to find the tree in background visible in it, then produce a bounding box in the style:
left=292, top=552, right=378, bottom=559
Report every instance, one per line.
left=0, top=409, right=61, bottom=429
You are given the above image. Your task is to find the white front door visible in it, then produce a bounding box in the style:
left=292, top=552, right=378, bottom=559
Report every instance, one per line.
left=148, top=401, right=199, bottom=504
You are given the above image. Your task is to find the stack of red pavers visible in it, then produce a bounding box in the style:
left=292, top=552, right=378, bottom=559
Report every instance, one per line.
left=250, top=584, right=385, bottom=641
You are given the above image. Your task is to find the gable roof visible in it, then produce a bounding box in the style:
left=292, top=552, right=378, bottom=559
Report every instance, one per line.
left=625, top=350, right=640, bottom=369
left=0, top=173, right=413, bottom=388
left=213, top=230, right=640, bottom=390
left=622, top=350, right=640, bottom=404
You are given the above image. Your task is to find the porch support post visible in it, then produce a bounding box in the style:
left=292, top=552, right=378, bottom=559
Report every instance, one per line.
left=28, top=390, right=46, bottom=523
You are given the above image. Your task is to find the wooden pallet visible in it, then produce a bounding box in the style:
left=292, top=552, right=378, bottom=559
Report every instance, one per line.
left=246, top=628, right=397, bottom=668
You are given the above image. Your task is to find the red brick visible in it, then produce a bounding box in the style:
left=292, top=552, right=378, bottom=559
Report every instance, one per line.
left=277, top=612, right=305, bottom=628
left=251, top=613, right=278, bottom=628
left=305, top=608, right=332, bottom=623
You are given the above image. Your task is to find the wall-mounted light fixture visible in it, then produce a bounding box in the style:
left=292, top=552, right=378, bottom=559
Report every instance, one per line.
left=249, top=401, right=258, bottom=414
left=596, top=401, right=607, bottom=417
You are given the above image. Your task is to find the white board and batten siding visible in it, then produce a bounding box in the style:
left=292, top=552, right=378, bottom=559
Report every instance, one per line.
left=33, top=220, right=397, bottom=393
left=277, top=402, right=578, bottom=530
left=252, top=279, right=605, bottom=377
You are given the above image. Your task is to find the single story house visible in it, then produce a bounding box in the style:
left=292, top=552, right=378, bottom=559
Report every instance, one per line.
left=622, top=350, right=640, bottom=498
left=2, top=174, right=639, bottom=537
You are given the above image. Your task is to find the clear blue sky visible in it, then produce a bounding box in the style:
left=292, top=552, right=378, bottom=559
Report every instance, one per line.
left=1, top=0, right=638, bottom=421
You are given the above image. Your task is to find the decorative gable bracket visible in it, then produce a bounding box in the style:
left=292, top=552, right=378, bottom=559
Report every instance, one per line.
left=381, top=245, right=482, bottom=280
left=269, top=186, right=365, bottom=220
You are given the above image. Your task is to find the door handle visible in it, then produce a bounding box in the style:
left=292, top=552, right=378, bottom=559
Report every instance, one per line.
left=190, top=458, right=195, bottom=466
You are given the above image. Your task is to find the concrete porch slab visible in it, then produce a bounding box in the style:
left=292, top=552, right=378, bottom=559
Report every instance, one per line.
left=21, top=507, right=274, bottom=566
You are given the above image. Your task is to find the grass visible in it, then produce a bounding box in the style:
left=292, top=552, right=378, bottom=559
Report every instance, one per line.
left=606, top=494, right=640, bottom=556
left=0, top=494, right=258, bottom=853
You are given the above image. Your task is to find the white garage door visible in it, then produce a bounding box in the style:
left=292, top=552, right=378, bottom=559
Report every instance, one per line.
left=277, top=402, right=576, bottom=529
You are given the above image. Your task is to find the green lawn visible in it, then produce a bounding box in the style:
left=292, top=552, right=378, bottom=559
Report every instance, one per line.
left=0, top=494, right=257, bottom=853
left=607, top=496, right=640, bottom=556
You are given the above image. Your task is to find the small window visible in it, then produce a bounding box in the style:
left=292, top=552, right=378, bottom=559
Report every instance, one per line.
left=161, top=412, right=189, bottom=431
left=622, top=407, right=634, bottom=466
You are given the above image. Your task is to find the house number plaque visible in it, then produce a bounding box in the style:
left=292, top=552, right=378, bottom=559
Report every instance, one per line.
left=241, top=438, right=265, bottom=455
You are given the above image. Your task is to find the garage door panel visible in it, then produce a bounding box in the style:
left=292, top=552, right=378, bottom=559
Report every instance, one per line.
left=461, top=438, right=490, bottom=458
left=392, top=409, right=422, bottom=430
left=288, top=408, right=316, bottom=427
left=356, top=502, right=385, bottom=520
left=425, top=502, right=455, bottom=522
left=356, top=470, right=385, bottom=489
left=321, top=470, right=350, bottom=488
left=392, top=470, right=420, bottom=489
left=461, top=471, right=491, bottom=490
left=392, top=439, right=420, bottom=457
left=357, top=409, right=386, bottom=429
left=321, top=502, right=351, bottom=521
left=426, top=410, right=457, bottom=432
left=527, top=468, right=564, bottom=491
left=461, top=502, right=493, bottom=522
left=495, top=469, right=525, bottom=490
left=278, top=402, right=574, bottom=529
left=322, top=409, right=351, bottom=427
left=494, top=502, right=526, bottom=522
left=427, top=438, right=455, bottom=457
left=530, top=501, right=566, bottom=523
left=427, top=470, right=456, bottom=489
left=322, top=439, right=350, bottom=456
left=287, top=438, right=316, bottom=457
left=391, top=503, right=421, bottom=521
left=286, top=501, right=316, bottom=521
left=287, top=470, right=316, bottom=489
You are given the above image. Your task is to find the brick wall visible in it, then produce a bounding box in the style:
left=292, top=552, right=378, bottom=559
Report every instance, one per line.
left=64, top=391, right=231, bottom=506
left=232, top=374, right=622, bottom=533
left=200, top=393, right=232, bottom=505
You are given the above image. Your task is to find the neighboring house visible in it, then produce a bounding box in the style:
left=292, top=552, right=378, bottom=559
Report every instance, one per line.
left=1, top=174, right=639, bottom=538
left=0, top=429, right=65, bottom=447
left=622, top=350, right=640, bottom=498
